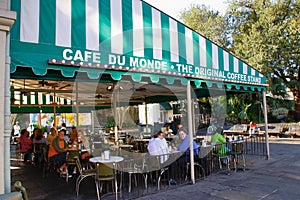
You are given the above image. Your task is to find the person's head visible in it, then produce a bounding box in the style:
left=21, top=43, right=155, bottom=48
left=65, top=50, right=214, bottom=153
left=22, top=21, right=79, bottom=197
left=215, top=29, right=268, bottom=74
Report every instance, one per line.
left=177, top=122, right=183, bottom=129
left=57, top=130, right=65, bottom=140
left=153, top=131, right=164, bottom=139
left=34, top=129, right=44, bottom=140
left=16, top=122, right=19, bottom=125
left=50, top=127, right=57, bottom=135
left=20, top=129, right=29, bottom=137
left=177, top=128, right=187, bottom=140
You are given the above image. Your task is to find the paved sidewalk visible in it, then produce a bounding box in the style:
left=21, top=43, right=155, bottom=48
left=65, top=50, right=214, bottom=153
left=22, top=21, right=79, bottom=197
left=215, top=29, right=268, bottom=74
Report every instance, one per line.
left=10, top=138, right=300, bottom=200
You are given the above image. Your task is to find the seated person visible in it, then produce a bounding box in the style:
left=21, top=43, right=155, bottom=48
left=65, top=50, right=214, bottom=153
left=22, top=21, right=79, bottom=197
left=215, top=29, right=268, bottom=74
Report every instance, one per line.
left=68, top=126, right=78, bottom=144
left=33, top=128, right=49, bottom=145
left=46, top=127, right=57, bottom=144
left=211, top=127, right=229, bottom=156
left=33, top=128, right=49, bottom=164
left=48, top=129, right=69, bottom=176
left=18, top=129, right=33, bottom=163
left=249, top=121, right=257, bottom=137
left=148, top=131, right=170, bottom=156
left=162, top=124, right=173, bottom=138
left=176, top=128, right=198, bottom=156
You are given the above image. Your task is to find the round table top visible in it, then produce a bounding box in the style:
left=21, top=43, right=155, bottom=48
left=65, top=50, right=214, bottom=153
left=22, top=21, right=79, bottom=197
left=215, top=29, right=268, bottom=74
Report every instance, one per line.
left=89, top=156, right=124, bottom=163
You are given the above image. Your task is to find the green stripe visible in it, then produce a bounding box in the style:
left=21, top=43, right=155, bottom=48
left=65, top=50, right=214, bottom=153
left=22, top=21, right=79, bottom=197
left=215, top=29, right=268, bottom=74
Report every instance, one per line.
left=35, top=92, right=38, bottom=104
left=42, top=94, right=46, bottom=104
left=177, top=23, right=186, bottom=63
left=161, top=13, right=170, bottom=61
left=10, top=0, right=21, bottom=41
left=229, top=54, right=234, bottom=73
left=206, top=40, right=212, bottom=68
left=143, top=3, right=153, bottom=58
left=238, top=60, right=243, bottom=74
left=192, top=32, right=199, bottom=67
left=99, top=0, right=111, bottom=54
left=122, top=0, right=133, bottom=56
left=39, top=0, right=55, bottom=44
left=71, top=0, right=86, bottom=48
left=218, top=47, right=224, bottom=71
left=27, top=94, right=30, bottom=104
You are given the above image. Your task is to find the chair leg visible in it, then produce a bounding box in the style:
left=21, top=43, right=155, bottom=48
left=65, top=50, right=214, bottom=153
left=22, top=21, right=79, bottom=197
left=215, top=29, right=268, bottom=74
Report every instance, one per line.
left=95, top=180, right=101, bottom=200
left=128, top=173, right=132, bottom=192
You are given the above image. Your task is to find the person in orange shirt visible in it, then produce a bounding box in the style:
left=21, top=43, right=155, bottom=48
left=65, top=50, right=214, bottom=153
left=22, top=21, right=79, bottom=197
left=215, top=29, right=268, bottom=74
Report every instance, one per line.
left=48, top=129, right=68, bottom=175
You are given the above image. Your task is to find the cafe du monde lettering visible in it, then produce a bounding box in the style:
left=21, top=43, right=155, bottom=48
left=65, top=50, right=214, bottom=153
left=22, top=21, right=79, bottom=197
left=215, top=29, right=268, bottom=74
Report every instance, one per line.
left=55, top=48, right=262, bottom=84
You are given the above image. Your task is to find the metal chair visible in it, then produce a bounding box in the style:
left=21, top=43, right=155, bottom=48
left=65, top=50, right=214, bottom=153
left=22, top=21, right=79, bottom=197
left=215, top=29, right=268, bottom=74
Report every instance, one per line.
left=95, top=162, right=115, bottom=200
left=65, top=150, right=81, bottom=182
left=212, top=143, right=230, bottom=175
left=75, top=157, right=96, bottom=197
left=231, top=141, right=246, bottom=172
left=121, top=153, right=148, bottom=192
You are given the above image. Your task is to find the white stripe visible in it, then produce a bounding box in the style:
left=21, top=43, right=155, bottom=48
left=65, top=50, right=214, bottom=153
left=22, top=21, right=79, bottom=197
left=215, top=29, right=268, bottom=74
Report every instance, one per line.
left=223, top=51, right=229, bottom=71
left=23, top=95, right=27, bottom=104
left=152, top=8, right=162, bottom=60
left=38, top=93, right=43, bottom=105
left=67, top=99, right=71, bottom=105
left=234, top=57, right=239, bottom=73
left=212, top=43, right=219, bottom=69
left=199, top=35, right=206, bottom=67
left=111, top=0, right=123, bottom=54
left=30, top=93, right=35, bottom=104
left=86, top=0, right=99, bottom=51
left=132, top=0, right=144, bottom=57
left=185, top=27, right=193, bottom=65
left=251, top=68, right=255, bottom=76
left=46, top=94, right=50, bottom=104
left=60, top=98, right=64, bottom=104
left=56, top=0, right=71, bottom=47
left=169, top=18, right=179, bottom=62
left=243, top=63, right=248, bottom=74
left=20, top=0, right=39, bottom=43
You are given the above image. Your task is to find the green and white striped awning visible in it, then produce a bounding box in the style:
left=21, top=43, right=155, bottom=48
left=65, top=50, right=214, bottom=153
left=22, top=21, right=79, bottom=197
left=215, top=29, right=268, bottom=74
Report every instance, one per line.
left=10, top=0, right=267, bottom=91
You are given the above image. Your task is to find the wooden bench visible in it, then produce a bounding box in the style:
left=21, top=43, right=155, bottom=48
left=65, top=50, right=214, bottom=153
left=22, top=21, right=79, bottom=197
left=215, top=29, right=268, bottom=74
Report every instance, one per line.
left=257, top=124, right=284, bottom=138
left=285, top=124, right=300, bottom=138
left=223, top=124, right=247, bottom=136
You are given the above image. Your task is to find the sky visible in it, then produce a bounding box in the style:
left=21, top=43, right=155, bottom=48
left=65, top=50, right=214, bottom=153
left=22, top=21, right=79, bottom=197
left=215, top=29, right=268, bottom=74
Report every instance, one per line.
left=143, top=0, right=229, bottom=20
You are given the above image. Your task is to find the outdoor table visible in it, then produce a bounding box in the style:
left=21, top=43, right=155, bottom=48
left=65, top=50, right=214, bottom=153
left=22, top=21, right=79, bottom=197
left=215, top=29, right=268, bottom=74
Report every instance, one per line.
left=89, top=156, right=124, bottom=200
left=132, top=139, right=150, bottom=153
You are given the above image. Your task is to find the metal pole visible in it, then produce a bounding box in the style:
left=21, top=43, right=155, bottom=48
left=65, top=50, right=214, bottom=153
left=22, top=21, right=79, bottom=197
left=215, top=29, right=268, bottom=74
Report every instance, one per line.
left=75, top=83, right=79, bottom=126
left=262, top=91, right=270, bottom=159
left=53, top=87, right=57, bottom=127
left=187, top=81, right=195, bottom=184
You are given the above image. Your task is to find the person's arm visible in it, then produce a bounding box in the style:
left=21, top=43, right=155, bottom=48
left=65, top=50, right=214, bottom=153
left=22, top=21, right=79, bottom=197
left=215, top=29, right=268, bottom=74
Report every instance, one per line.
left=52, top=138, right=66, bottom=153
left=217, top=133, right=227, bottom=144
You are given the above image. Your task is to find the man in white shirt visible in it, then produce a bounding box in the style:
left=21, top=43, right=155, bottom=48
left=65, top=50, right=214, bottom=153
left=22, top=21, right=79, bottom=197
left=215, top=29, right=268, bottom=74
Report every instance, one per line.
left=148, top=131, right=170, bottom=163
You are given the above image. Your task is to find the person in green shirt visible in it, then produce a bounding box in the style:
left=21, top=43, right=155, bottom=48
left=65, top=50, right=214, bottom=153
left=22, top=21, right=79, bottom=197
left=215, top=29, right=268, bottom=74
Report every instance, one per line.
left=211, top=127, right=228, bottom=156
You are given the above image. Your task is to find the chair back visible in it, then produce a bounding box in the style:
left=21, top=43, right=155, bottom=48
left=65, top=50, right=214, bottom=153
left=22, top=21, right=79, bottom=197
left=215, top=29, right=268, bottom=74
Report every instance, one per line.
left=231, top=142, right=243, bottom=154
left=96, top=163, right=114, bottom=180
left=75, top=157, right=83, bottom=175
left=67, top=150, right=80, bottom=163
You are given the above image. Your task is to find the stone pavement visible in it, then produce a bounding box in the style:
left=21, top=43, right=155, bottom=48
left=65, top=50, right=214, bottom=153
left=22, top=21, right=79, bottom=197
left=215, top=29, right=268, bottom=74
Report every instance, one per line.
left=10, top=138, right=300, bottom=200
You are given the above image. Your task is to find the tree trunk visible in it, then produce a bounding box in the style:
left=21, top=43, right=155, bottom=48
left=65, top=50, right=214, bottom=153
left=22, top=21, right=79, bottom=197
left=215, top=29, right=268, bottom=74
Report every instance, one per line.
left=294, top=89, right=300, bottom=121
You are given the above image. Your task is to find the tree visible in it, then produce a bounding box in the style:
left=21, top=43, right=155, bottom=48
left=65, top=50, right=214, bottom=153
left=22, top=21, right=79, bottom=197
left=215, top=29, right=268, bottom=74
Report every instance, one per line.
left=179, top=4, right=230, bottom=47
left=227, top=0, right=300, bottom=120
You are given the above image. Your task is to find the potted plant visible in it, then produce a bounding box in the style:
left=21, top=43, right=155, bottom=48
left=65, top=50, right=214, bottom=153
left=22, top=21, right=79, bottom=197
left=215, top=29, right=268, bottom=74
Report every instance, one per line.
left=105, top=116, right=114, bottom=133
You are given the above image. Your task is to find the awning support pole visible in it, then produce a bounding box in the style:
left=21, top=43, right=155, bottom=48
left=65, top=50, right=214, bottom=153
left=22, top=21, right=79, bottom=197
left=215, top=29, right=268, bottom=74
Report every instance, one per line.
left=262, top=91, right=270, bottom=159
left=187, top=80, right=195, bottom=184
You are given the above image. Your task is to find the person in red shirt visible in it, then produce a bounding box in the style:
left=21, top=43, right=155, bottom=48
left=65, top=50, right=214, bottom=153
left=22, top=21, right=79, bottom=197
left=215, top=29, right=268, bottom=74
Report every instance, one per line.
left=249, top=121, right=257, bottom=137
left=18, top=129, right=33, bottom=163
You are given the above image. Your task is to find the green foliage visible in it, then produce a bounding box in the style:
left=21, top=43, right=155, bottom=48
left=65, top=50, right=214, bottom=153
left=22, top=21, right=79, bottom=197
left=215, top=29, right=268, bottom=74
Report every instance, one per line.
left=105, top=116, right=115, bottom=128
left=227, top=0, right=300, bottom=118
left=179, top=4, right=230, bottom=47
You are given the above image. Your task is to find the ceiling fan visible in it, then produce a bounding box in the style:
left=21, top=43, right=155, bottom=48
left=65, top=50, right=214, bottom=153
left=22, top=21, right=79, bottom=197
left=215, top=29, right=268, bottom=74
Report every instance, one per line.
left=94, top=94, right=110, bottom=99
left=130, top=83, right=147, bottom=92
